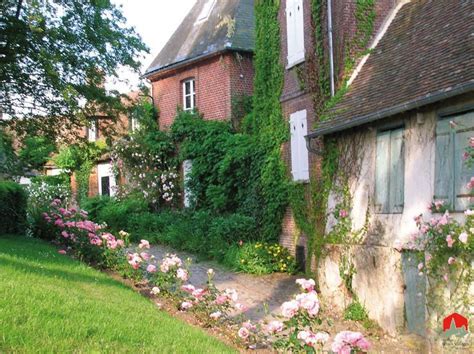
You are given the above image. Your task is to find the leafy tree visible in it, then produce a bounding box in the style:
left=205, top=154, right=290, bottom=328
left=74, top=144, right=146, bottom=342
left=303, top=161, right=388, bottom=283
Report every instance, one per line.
left=0, top=0, right=148, bottom=139
left=0, top=128, right=21, bottom=178
left=18, top=136, right=56, bottom=170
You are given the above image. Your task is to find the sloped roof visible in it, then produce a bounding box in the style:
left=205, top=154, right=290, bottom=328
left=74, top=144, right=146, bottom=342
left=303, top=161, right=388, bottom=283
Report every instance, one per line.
left=144, top=0, right=254, bottom=77
left=309, top=0, right=474, bottom=137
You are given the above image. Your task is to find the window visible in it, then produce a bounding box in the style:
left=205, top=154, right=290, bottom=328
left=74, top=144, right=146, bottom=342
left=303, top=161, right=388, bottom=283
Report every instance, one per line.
left=87, top=120, right=97, bottom=142
left=196, top=0, right=216, bottom=23
left=183, top=79, right=196, bottom=111
left=97, top=163, right=116, bottom=197
left=375, top=127, right=405, bottom=213
left=290, top=110, right=309, bottom=181
left=286, top=0, right=305, bottom=68
left=130, top=116, right=140, bottom=132
left=434, top=111, right=474, bottom=211
left=183, top=159, right=193, bottom=207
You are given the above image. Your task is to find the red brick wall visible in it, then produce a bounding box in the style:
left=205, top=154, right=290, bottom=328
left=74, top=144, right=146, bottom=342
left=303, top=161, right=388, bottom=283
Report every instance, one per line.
left=278, top=0, right=397, bottom=256
left=149, top=52, right=254, bottom=131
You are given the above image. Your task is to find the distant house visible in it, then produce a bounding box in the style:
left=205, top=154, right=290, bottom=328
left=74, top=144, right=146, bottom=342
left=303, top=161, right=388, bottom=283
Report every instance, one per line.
left=143, top=0, right=255, bottom=130
left=304, top=0, right=473, bottom=336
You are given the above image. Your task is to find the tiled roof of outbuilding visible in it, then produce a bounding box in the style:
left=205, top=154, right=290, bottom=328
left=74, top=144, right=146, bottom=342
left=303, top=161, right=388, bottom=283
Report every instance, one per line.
left=309, top=0, right=474, bottom=137
left=144, top=0, right=254, bottom=77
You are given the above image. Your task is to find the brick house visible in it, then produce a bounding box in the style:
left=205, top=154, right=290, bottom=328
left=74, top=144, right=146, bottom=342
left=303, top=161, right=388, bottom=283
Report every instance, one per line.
left=143, top=0, right=255, bottom=130
left=278, top=0, right=396, bottom=266
left=303, top=0, right=473, bottom=337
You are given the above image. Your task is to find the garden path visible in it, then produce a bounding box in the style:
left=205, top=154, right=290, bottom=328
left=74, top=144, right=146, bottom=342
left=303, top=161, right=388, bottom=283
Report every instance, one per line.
left=147, top=243, right=300, bottom=321
left=146, top=244, right=428, bottom=352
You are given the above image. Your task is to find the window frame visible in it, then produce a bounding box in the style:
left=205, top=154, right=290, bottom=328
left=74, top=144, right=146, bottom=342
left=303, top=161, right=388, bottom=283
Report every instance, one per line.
left=374, top=125, right=405, bottom=214
left=434, top=107, right=474, bottom=212
left=182, top=78, right=196, bottom=111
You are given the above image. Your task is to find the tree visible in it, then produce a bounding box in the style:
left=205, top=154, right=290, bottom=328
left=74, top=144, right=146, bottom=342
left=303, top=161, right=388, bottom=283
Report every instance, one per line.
left=0, top=0, right=148, bottom=139
left=18, top=136, right=56, bottom=170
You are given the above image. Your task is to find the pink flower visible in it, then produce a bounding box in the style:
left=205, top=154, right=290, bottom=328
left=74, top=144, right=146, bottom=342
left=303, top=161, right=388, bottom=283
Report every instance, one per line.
left=448, top=257, right=455, bottom=265
left=210, top=311, right=222, bottom=320
left=465, top=209, right=474, bottom=216
left=332, top=331, right=371, bottom=353
left=215, top=295, right=228, bottom=305
left=89, top=236, right=102, bottom=246
left=425, top=253, right=432, bottom=262
left=127, top=253, right=142, bottom=270
left=339, top=209, right=348, bottom=218
left=438, top=212, right=449, bottom=226
left=238, top=327, right=250, bottom=339
left=234, top=303, right=248, bottom=312
left=58, top=249, right=67, bottom=255
left=300, top=331, right=329, bottom=347
left=54, top=219, right=64, bottom=227
left=140, top=252, right=151, bottom=261
left=61, top=231, right=69, bottom=238
left=266, top=320, right=284, bottom=334
left=242, top=321, right=256, bottom=331
left=192, top=288, right=206, bottom=300
left=146, top=264, right=157, bottom=273
left=296, top=291, right=320, bottom=317
left=281, top=300, right=299, bottom=318
left=446, top=234, right=455, bottom=248
left=296, top=278, right=315, bottom=292
left=116, top=239, right=124, bottom=247
left=176, top=268, right=188, bottom=281
left=139, top=239, right=150, bottom=249
left=443, top=274, right=449, bottom=282
left=180, top=301, right=193, bottom=310
left=181, top=284, right=195, bottom=294
left=459, top=232, right=468, bottom=244
left=417, top=263, right=423, bottom=271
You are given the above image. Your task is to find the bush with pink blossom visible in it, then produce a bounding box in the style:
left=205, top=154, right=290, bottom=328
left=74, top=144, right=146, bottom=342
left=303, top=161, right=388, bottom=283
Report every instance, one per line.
left=43, top=199, right=128, bottom=266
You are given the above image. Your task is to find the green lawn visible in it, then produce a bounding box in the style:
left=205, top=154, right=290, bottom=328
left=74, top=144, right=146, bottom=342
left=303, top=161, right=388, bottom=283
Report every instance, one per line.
left=0, top=235, right=234, bottom=353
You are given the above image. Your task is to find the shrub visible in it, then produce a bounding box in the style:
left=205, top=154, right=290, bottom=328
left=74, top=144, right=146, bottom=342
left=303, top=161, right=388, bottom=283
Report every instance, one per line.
left=26, top=180, right=71, bottom=240
left=224, top=242, right=297, bottom=275
left=80, top=195, right=113, bottom=221
left=96, top=196, right=149, bottom=232
left=343, top=301, right=369, bottom=322
left=0, top=181, right=27, bottom=235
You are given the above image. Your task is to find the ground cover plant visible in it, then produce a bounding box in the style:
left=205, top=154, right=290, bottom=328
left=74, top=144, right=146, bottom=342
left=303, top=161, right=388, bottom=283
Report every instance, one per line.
left=0, top=235, right=235, bottom=353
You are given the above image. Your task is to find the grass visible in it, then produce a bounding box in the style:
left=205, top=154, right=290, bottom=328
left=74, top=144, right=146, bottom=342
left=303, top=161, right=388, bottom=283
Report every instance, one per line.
left=0, top=235, right=235, bottom=353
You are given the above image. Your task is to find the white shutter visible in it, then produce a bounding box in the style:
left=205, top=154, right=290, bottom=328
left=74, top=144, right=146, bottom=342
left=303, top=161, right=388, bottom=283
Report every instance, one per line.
left=183, top=160, right=193, bottom=207
left=290, top=110, right=309, bottom=182
left=294, top=0, right=305, bottom=63
left=298, top=110, right=309, bottom=181
left=286, top=0, right=296, bottom=66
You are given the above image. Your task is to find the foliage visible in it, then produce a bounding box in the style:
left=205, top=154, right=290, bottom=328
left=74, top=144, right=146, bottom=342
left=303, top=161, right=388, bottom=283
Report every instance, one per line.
left=225, top=242, right=297, bottom=275
left=0, top=181, right=27, bottom=235
left=111, top=99, right=179, bottom=209
left=95, top=196, right=149, bottom=232
left=1, top=0, right=148, bottom=139
left=26, top=180, right=71, bottom=240
left=0, top=128, right=22, bottom=178
left=231, top=94, right=253, bottom=131
left=18, top=136, right=56, bottom=170
left=343, top=301, right=369, bottom=322
left=0, top=236, right=233, bottom=353
left=53, top=140, right=106, bottom=202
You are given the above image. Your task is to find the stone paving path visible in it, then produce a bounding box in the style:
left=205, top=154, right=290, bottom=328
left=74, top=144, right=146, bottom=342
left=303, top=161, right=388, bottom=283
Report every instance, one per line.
left=147, top=243, right=300, bottom=320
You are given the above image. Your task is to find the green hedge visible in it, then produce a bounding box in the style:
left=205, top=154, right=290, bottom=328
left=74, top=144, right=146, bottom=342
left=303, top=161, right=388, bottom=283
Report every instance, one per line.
left=0, top=181, right=27, bottom=235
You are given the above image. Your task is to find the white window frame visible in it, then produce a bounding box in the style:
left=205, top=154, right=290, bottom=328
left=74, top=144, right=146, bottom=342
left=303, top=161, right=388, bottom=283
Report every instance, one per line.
left=286, top=0, right=305, bottom=68
left=131, top=116, right=140, bottom=132
left=97, top=162, right=116, bottom=197
left=87, top=120, right=97, bottom=142
left=196, top=0, right=216, bottom=23
left=290, top=110, right=310, bottom=182
left=183, top=79, right=196, bottom=111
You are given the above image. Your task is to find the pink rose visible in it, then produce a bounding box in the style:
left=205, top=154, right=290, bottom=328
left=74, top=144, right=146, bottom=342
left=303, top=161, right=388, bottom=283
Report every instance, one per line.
left=181, top=284, right=195, bottom=294
left=58, top=249, right=67, bottom=255
left=139, top=239, right=150, bottom=249
left=296, top=278, right=315, bottom=292
left=266, top=320, right=284, bottom=334
left=234, top=303, right=248, bottom=312
left=459, top=232, right=468, bottom=244
left=296, top=291, right=320, bottom=317
left=446, top=234, right=455, bottom=248
left=339, top=209, right=348, bottom=218
left=140, top=252, right=151, bottom=261
left=238, top=327, right=250, bottom=339
left=176, top=268, right=188, bottom=281
left=146, top=264, right=157, bottom=273
left=180, top=301, right=193, bottom=310
left=417, top=263, right=423, bottom=271
left=448, top=257, right=455, bottom=265
left=281, top=300, right=299, bottom=318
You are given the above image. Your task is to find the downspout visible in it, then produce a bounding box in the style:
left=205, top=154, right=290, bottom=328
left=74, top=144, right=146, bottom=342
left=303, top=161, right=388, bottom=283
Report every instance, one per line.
left=327, top=0, right=335, bottom=97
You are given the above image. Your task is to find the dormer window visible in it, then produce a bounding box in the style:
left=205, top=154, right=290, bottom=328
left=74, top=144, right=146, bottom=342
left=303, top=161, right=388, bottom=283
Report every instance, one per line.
left=183, top=79, right=196, bottom=111
left=87, top=119, right=97, bottom=142
left=196, top=0, right=216, bottom=23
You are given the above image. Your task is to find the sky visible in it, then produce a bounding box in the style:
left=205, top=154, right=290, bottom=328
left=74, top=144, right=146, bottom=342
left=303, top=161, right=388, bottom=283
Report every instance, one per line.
left=109, top=0, right=197, bottom=93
